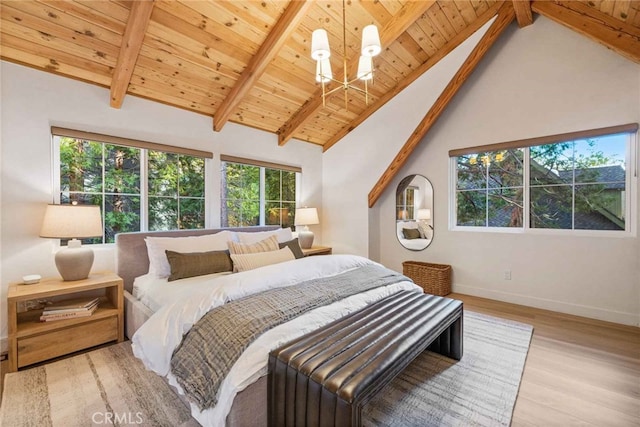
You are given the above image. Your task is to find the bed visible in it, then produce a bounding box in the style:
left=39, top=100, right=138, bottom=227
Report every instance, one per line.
left=396, top=220, right=431, bottom=250
left=116, top=227, right=421, bottom=427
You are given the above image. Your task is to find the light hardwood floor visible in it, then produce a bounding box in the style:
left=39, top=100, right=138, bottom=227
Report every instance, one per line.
left=0, top=295, right=638, bottom=425
left=450, top=293, right=640, bottom=427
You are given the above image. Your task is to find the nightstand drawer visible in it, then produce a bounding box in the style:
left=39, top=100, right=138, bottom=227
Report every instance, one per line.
left=17, top=316, right=118, bottom=368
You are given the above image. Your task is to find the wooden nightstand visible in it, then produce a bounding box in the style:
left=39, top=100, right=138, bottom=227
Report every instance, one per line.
left=302, top=246, right=333, bottom=256
left=7, top=272, right=124, bottom=372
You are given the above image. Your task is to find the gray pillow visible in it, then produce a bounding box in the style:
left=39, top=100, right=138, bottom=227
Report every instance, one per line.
left=279, top=238, right=304, bottom=259
left=402, top=228, right=421, bottom=240
left=165, top=250, right=233, bottom=282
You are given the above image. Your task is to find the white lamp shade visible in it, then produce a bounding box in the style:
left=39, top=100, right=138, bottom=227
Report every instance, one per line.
left=357, top=56, right=373, bottom=81
left=417, top=208, right=431, bottom=220
left=40, top=204, right=103, bottom=239
left=294, top=207, right=319, bottom=226
left=361, top=25, right=381, bottom=57
left=316, top=58, right=333, bottom=83
left=311, top=29, right=331, bottom=60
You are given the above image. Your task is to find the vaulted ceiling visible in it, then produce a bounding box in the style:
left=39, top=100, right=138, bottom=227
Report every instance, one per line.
left=1, top=1, right=638, bottom=151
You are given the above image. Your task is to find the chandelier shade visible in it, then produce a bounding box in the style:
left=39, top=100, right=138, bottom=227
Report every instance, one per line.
left=361, top=25, right=382, bottom=57
left=357, top=56, right=373, bottom=81
left=311, top=29, right=331, bottom=60
left=316, top=58, right=333, bottom=83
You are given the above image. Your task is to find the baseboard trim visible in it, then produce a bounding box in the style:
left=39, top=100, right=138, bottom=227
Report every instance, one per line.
left=453, top=284, right=639, bottom=327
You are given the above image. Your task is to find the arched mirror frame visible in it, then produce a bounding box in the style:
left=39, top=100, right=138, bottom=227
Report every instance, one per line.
left=395, top=174, right=433, bottom=251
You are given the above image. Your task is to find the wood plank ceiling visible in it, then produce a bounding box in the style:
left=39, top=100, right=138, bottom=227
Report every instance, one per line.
left=1, top=1, right=639, bottom=151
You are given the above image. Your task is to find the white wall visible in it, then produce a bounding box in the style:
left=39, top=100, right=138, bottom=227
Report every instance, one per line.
left=323, top=17, right=640, bottom=326
left=0, top=62, right=323, bottom=341
left=322, top=19, right=494, bottom=257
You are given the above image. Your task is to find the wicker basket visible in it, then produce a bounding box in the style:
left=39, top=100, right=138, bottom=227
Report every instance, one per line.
left=402, top=261, right=452, bottom=296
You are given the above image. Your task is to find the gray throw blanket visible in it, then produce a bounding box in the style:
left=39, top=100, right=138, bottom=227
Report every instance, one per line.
left=170, top=264, right=411, bottom=410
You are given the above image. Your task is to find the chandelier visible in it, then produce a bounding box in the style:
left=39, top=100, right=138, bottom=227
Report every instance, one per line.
left=310, top=0, right=381, bottom=110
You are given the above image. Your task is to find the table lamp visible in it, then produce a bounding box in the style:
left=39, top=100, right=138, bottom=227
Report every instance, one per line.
left=40, top=204, right=103, bottom=281
left=295, top=207, right=319, bottom=249
left=417, top=208, right=431, bottom=222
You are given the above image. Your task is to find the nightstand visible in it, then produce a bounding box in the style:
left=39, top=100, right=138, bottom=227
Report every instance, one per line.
left=302, top=246, right=333, bottom=256
left=7, top=272, right=124, bottom=372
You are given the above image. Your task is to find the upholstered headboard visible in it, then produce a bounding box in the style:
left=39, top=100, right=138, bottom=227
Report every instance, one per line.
left=115, top=226, right=279, bottom=293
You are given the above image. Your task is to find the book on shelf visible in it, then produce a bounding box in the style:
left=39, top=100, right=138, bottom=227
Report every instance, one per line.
left=40, top=304, right=98, bottom=322
left=44, top=297, right=100, bottom=312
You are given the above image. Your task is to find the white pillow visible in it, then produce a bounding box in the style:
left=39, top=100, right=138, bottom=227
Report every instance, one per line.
left=237, top=228, right=293, bottom=244
left=230, top=247, right=295, bottom=272
left=417, top=222, right=430, bottom=239
left=145, top=231, right=235, bottom=278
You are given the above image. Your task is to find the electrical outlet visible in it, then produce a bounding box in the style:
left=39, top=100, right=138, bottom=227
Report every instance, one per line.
left=503, top=270, right=512, bottom=280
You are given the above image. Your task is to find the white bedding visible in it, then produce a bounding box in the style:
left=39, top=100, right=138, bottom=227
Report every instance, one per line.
left=133, top=272, right=233, bottom=313
left=399, top=237, right=431, bottom=250
left=131, top=254, right=420, bottom=427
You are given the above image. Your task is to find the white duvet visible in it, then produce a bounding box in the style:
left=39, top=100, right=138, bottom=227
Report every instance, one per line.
left=131, top=254, right=420, bottom=427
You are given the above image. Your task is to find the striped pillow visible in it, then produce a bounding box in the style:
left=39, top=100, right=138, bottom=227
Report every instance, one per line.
left=231, top=247, right=295, bottom=272
left=227, top=234, right=279, bottom=255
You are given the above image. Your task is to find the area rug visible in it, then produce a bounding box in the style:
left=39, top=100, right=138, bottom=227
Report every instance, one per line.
left=0, top=343, right=198, bottom=427
left=362, top=311, right=533, bottom=426
left=0, top=311, right=532, bottom=427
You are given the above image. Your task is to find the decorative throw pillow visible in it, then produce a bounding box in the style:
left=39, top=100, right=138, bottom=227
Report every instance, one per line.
left=278, top=238, right=304, bottom=259
left=228, top=235, right=280, bottom=272
left=145, top=231, right=235, bottom=278
left=227, top=234, right=279, bottom=255
left=417, top=222, right=431, bottom=239
left=165, top=250, right=233, bottom=282
left=402, top=228, right=421, bottom=240
left=230, top=247, right=295, bottom=272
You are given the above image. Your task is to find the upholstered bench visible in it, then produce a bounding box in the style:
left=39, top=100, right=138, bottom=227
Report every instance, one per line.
left=268, top=290, right=463, bottom=427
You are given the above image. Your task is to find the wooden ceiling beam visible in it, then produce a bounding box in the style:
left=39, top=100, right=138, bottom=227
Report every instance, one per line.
left=368, top=3, right=516, bottom=208
left=110, top=0, right=155, bottom=108
left=213, top=0, right=313, bottom=132
left=322, top=1, right=504, bottom=152
left=531, top=1, right=640, bottom=64
left=512, top=0, right=533, bottom=27
left=277, top=0, right=438, bottom=146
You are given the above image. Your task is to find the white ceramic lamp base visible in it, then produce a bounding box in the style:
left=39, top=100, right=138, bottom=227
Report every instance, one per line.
left=55, top=240, right=94, bottom=281
left=298, top=227, right=314, bottom=249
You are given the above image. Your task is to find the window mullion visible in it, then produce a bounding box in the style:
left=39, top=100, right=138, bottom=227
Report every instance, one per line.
left=259, top=167, right=266, bottom=226
left=485, top=164, right=489, bottom=227
left=52, top=136, right=61, bottom=204
left=102, top=144, right=107, bottom=244
left=176, top=155, right=181, bottom=229
left=523, top=148, right=530, bottom=230
left=141, top=149, right=148, bottom=231
left=571, top=141, right=576, bottom=230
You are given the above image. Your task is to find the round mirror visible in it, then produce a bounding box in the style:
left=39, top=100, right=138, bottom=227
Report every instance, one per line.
left=396, top=175, right=433, bottom=251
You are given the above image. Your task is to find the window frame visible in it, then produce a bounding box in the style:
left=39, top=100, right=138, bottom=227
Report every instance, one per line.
left=449, top=126, right=637, bottom=237
left=219, top=156, right=301, bottom=229
left=52, top=128, right=212, bottom=245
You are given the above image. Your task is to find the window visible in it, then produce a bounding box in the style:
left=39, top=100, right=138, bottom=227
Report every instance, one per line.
left=148, top=151, right=205, bottom=231
left=451, top=124, right=636, bottom=233
left=456, top=149, right=524, bottom=227
left=529, top=136, right=627, bottom=230
left=220, top=156, right=299, bottom=228
left=54, top=128, right=211, bottom=244
left=396, top=186, right=416, bottom=220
